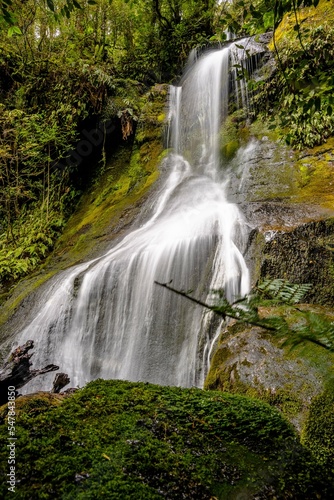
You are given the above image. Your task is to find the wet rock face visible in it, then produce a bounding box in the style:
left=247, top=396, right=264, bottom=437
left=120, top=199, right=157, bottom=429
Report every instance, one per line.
left=227, top=137, right=297, bottom=205
left=207, top=131, right=334, bottom=434
left=225, top=129, right=334, bottom=306
left=259, top=219, right=334, bottom=305
left=205, top=322, right=326, bottom=432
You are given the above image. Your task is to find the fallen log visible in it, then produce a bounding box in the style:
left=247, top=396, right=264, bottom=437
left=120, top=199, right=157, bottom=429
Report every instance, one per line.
left=0, top=340, right=59, bottom=405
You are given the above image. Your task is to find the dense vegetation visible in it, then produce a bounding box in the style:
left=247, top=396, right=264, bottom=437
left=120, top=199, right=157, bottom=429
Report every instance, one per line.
left=217, top=0, right=334, bottom=147
left=1, top=0, right=333, bottom=285
left=0, top=2, right=334, bottom=496
left=0, top=379, right=332, bottom=498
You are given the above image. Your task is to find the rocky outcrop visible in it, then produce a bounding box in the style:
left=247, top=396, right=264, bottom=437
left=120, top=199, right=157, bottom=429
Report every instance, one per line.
left=205, top=312, right=334, bottom=433
left=225, top=126, right=334, bottom=304
left=207, top=127, right=334, bottom=434
left=258, top=219, right=334, bottom=305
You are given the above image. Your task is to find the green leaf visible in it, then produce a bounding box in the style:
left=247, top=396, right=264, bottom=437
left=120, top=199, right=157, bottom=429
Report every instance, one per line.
left=7, top=25, right=22, bottom=36
left=263, top=11, right=274, bottom=30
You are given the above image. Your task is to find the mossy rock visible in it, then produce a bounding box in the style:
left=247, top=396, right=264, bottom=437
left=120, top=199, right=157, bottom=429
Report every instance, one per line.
left=220, top=115, right=241, bottom=161
left=269, top=0, right=334, bottom=51
left=0, top=379, right=332, bottom=498
left=0, top=391, right=64, bottom=422
left=259, top=218, right=334, bottom=306
left=205, top=306, right=334, bottom=434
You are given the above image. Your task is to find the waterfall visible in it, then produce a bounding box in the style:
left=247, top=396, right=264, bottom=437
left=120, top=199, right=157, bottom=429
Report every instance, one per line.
left=17, top=45, right=252, bottom=391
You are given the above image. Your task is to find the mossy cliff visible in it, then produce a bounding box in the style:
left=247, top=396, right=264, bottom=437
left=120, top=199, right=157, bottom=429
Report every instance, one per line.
left=1, top=379, right=332, bottom=499
left=209, top=110, right=334, bottom=471
left=224, top=117, right=334, bottom=304
left=269, top=0, right=334, bottom=51
left=241, top=135, right=334, bottom=306
left=0, top=84, right=167, bottom=350
left=208, top=112, right=334, bottom=457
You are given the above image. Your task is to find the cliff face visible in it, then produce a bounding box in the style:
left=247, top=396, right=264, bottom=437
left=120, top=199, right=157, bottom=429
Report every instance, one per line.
left=206, top=112, right=334, bottom=448
left=205, top=11, right=334, bottom=462
left=231, top=134, right=334, bottom=303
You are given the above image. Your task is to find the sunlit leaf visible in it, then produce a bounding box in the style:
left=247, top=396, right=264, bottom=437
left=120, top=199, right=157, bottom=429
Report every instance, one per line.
left=263, top=11, right=274, bottom=29
left=7, top=25, right=22, bottom=36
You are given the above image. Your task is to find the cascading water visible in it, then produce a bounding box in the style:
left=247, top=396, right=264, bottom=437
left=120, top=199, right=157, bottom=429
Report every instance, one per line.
left=17, top=44, right=252, bottom=391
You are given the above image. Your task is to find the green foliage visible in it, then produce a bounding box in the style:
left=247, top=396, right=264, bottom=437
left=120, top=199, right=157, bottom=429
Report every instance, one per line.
left=273, top=23, right=334, bottom=148
left=257, top=279, right=312, bottom=305
left=0, top=195, right=72, bottom=281
left=0, top=0, right=218, bottom=284
left=0, top=379, right=332, bottom=498
left=216, top=1, right=334, bottom=148
left=0, top=0, right=82, bottom=28
left=0, top=106, right=79, bottom=284
left=215, top=1, right=329, bottom=36
left=118, top=0, right=215, bottom=82
left=239, top=281, right=334, bottom=352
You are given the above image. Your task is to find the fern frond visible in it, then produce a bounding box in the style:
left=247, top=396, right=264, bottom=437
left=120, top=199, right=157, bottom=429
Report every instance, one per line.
left=257, top=279, right=312, bottom=304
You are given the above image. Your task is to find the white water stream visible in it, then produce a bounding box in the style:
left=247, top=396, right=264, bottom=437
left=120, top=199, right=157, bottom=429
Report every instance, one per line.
left=18, top=45, right=252, bottom=391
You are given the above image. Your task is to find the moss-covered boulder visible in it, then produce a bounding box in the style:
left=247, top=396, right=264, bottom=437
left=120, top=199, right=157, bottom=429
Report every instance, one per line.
left=205, top=301, right=334, bottom=435
left=0, top=379, right=332, bottom=499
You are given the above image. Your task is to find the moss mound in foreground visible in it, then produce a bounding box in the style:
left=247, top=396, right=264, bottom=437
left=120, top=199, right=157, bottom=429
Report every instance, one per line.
left=0, top=380, right=332, bottom=499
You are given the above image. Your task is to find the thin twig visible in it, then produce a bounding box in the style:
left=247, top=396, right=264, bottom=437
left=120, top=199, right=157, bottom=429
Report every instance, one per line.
left=154, top=281, right=277, bottom=331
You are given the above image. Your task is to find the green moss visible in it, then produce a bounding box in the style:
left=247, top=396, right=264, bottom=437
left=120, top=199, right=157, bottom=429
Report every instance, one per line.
left=269, top=0, right=334, bottom=51
left=0, top=270, right=57, bottom=344
left=220, top=116, right=240, bottom=161
left=204, top=346, right=234, bottom=391
left=302, top=379, right=334, bottom=469
left=248, top=117, right=281, bottom=143
left=0, top=379, right=331, bottom=498
left=0, top=392, right=64, bottom=420
left=292, top=137, right=334, bottom=208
